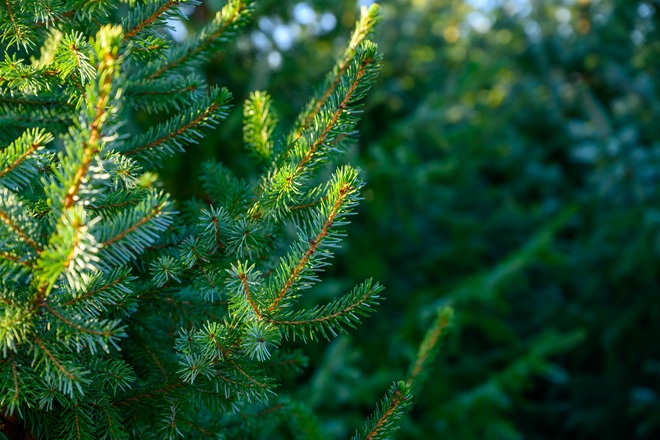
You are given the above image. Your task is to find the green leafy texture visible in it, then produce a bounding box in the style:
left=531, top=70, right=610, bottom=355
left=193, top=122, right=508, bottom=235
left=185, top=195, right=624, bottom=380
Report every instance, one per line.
left=218, top=396, right=325, bottom=440
left=89, top=188, right=146, bottom=216
left=39, top=287, right=128, bottom=355
left=0, top=89, right=72, bottom=114
left=92, top=403, right=130, bottom=440
left=437, top=329, right=585, bottom=433
left=0, top=103, right=73, bottom=144
left=352, top=381, right=412, bottom=440
left=96, top=152, right=144, bottom=191
left=0, top=128, right=53, bottom=190
left=197, top=205, right=232, bottom=254
left=224, top=261, right=269, bottom=320
left=243, top=91, right=278, bottom=162
left=253, top=42, right=382, bottom=220
left=126, top=34, right=171, bottom=62
left=142, top=0, right=252, bottom=80
left=32, top=24, right=127, bottom=302
left=178, top=235, right=210, bottom=268
left=24, top=0, right=66, bottom=27
left=118, top=86, right=232, bottom=166
left=74, top=0, right=119, bottom=18
left=223, top=214, right=275, bottom=260
left=29, top=335, right=89, bottom=399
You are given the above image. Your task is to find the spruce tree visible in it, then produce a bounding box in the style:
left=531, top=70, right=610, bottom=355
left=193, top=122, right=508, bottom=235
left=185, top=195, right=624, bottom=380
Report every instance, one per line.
left=0, top=1, right=451, bottom=438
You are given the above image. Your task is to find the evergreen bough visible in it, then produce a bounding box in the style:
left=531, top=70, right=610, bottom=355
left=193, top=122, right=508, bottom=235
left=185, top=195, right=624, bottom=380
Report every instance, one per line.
left=0, top=1, right=452, bottom=438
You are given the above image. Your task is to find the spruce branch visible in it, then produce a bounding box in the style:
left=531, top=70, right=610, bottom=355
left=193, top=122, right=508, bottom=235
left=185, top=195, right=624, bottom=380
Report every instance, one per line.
left=97, top=190, right=175, bottom=267
left=46, top=25, right=124, bottom=211
left=268, top=279, right=383, bottom=342
left=126, top=34, right=171, bottom=62
left=73, top=0, right=118, bottom=18
left=0, top=1, right=400, bottom=437
left=0, top=54, right=56, bottom=94
left=0, top=104, right=72, bottom=138
left=0, top=93, right=73, bottom=109
left=62, top=266, right=136, bottom=317
left=226, top=261, right=265, bottom=319
left=0, top=188, right=44, bottom=257
left=253, top=43, right=381, bottom=219
left=114, top=381, right=186, bottom=408
left=122, top=0, right=196, bottom=42
left=89, top=189, right=145, bottom=215
left=57, top=402, right=95, bottom=439
left=97, top=153, right=144, bottom=191
left=151, top=255, right=184, bottom=286
left=31, top=335, right=87, bottom=397
left=0, top=128, right=53, bottom=190
left=289, top=43, right=380, bottom=172
left=406, top=306, right=453, bottom=393
left=27, top=0, right=66, bottom=28
left=0, top=355, right=24, bottom=415
left=243, top=90, right=277, bottom=162
left=241, top=318, right=281, bottom=362
left=54, top=31, right=96, bottom=87
left=288, top=4, right=381, bottom=143
left=0, top=0, right=37, bottom=49
left=191, top=266, right=226, bottom=302
left=223, top=214, right=274, bottom=260
left=119, top=86, right=232, bottom=165
left=350, top=306, right=453, bottom=439
left=266, top=166, right=364, bottom=311
left=39, top=299, right=127, bottom=354
left=144, top=0, right=251, bottom=79
left=33, top=205, right=101, bottom=294
left=0, top=297, right=36, bottom=355
left=352, top=381, right=412, bottom=440
left=198, top=205, right=230, bottom=252
left=124, top=74, right=204, bottom=113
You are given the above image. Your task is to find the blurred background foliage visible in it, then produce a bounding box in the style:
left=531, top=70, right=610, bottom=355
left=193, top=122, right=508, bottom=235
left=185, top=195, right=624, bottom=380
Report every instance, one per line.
left=138, top=0, right=660, bottom=438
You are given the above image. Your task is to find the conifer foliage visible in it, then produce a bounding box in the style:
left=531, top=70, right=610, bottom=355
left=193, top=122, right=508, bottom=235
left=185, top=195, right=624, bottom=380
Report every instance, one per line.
left=0, top=1, right=451, bottom=438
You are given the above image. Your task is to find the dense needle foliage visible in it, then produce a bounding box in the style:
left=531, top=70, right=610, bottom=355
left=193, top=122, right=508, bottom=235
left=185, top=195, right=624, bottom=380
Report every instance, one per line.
left=0, top=1, right=452, bottom=438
